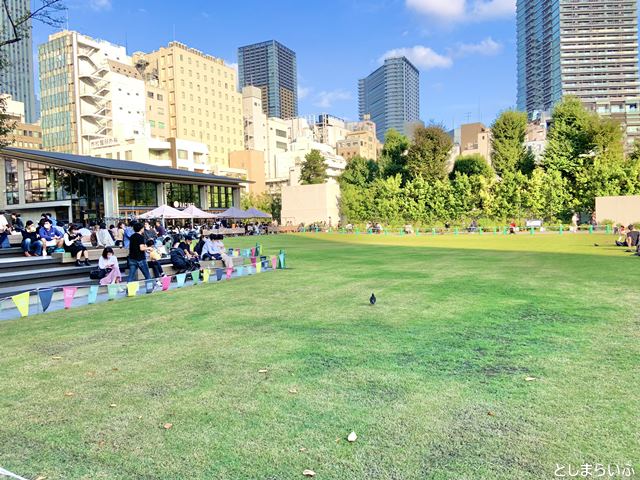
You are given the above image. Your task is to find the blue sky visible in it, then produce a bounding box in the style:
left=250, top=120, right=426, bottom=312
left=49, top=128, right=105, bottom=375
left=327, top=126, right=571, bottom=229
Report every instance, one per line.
left=33, top=0, right=517, bottom=129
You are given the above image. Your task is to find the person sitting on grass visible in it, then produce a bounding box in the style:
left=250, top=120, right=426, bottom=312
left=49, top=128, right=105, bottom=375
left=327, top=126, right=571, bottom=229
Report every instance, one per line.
left=98, top=246, right=122, bottom=286
left=146, top=239, right=166, bottom=280
left=616, top=224, right=639, bottom=248
left=64, top=224, right=90, bottom=267
left=21, top=220, right=43, bottom=257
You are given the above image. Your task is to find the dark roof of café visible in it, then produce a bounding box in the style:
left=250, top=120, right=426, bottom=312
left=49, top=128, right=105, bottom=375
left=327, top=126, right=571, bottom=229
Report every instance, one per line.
left=2, top=148, right=245, bottom=185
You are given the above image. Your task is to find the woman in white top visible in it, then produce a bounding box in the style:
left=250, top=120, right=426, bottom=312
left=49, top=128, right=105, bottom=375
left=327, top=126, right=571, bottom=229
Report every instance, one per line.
left=98, top=247, right=122, bottom=285
left=96, top=223, right=115, bottom=247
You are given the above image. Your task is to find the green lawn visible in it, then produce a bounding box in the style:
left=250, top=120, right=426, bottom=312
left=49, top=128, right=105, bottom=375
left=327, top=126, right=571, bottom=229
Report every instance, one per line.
left=0, top=233, right=638, bottom=479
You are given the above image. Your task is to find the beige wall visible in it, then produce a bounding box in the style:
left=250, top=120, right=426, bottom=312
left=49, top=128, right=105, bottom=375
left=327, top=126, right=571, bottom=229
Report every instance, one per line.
left=596, top=195, right=640, bottom=225
left=142, top=42, right=243, bottom=168
left=229, top=150, right=266, bottom=195
left=281, top=182, right=340, bottom=226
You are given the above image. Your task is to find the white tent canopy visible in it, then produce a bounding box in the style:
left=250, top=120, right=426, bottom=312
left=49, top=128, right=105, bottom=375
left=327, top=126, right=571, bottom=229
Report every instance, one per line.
left=139, top=205, right=188, bottom=220
left=181, top=205, right=218, bottom=219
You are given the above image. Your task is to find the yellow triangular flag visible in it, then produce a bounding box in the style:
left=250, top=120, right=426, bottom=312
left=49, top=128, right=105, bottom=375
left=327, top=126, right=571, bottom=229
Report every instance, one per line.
left=127, top=282, right=139, bottom=297
left=12, top=291, right=30, bottom=317
left=202, top=269, right=210, bottom=283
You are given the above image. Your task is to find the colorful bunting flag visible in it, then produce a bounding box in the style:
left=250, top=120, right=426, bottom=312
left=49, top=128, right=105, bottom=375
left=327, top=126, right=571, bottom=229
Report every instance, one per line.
left=278, top=253, right=285, bottom=269
left=202, top=269, right=210, bottom=283
left=271, top=256, right=277, bottom=270
left=191, top=270, right=200, bottom=285
left=226, top=267, right=233, bottom=279
left=87, top=285, right=99, bottom=304
left=145, top=280, right=155, bottom=294
left=161, top=275, right=172, bottom=290
left=256, top=262, right=262, bottom=273
left=107, top=284, right=118, bottom=300
left=215, top=268, right=223, bottom=281
left=251, top=256, right=257, bottom=266
left=176, top=273, right=187, bottom=287
left=261, top=257, right=268, bottom=269
left=63, top=287, right=77, bottom=309
left=127, top=282, right=139, bottom=297
left=12, top=291, right=30, bottom=317
left=236, top=265, right=244, bottom=277
left=38, top=289, right=54, bottom=312
left=251, top=247, right=256, bottom=256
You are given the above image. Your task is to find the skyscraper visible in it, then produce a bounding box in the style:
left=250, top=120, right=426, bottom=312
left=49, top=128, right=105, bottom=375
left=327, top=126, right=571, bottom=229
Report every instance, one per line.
left=358, top=56, right=420, bottom=142
left=517, top=0, right=640, bottom=117
left=238, top=40, right=298, bottom=119
left=0, top=0, right=37, bottom=123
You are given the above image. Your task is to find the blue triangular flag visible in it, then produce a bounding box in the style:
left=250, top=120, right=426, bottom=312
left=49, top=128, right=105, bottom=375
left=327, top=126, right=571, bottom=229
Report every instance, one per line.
left=38, top=289, right=54, bottom=312
left=87, top=285, right=99, bottom=304
left=215, top=268, right=223, bottom=281
left=145, top=279, right=155, bottom=294
left=176, top=273, right=187, bottom=287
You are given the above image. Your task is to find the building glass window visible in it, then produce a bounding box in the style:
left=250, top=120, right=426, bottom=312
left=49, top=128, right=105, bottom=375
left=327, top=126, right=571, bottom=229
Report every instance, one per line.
left=208, top=185, right=234, bottom=209
left=4, top=158, right=18, bottom=205
left=165, top=183, right=200, bottom=208
left=21, top=161, right=103, bottom=220
left=117, top=180, right=157, bottom=207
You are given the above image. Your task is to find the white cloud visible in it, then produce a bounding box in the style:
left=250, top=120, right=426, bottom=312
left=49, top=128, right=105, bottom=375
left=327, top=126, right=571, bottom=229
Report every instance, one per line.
left=453, top=37, right=503, bottom=56
left=405, top=0, right=465, bottom=19
left=472, top=0, right=515, bottom=19
left=380, top=45, right=452, bottom=70
left=298, top=85, right=312, bottom=100
left=89, top=0, right=112, bottom=11
left=406, top=0, right=514, bottom=23
left=313, top=89, right=352, bottom=109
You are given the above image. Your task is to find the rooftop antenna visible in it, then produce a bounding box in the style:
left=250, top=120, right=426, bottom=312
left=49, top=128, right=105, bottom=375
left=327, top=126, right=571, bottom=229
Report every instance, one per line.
left=465, top=111, right=472, bottom=124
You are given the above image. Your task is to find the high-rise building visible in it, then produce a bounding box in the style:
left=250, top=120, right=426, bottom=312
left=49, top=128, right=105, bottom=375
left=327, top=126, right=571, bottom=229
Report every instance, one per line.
left=39, top=31, right=144, bottom=154
left=0, top=0, right=37, bottom=123
left=358, top=56, right=420, bottom=142
left=238, top=40, right=298, bottom=119
left=141, top=42, right=244, bottom=168
left=517, top=0, right=640, bottom=117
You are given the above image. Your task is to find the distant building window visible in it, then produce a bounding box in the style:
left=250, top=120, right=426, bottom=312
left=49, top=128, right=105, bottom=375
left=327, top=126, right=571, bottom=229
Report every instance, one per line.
left=177, top=149, right=188, bottom=160
left=157, top=94, right=163, bottom=101
left=149, top=120, right=156, bottom=128
left=125, top=150, right=133, bottom=160
left=276, top=129, right=287, bottom=138
left=158, top=122, right=165, bottom=129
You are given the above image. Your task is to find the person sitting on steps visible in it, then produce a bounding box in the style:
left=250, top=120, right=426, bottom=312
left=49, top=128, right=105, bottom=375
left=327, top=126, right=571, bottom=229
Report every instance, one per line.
left=64, top=224, right=90, bottom=267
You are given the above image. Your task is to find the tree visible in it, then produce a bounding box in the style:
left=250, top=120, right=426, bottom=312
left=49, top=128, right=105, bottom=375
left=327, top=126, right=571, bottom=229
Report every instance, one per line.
left=542, top=97, right=629, bottom=213
left=378, top=129, right=409, bottom=179
left=491, top=110, right=535, bottom=176
left=0, top=0, right=66, bottom=147
left=339, top=155, right=379, bottom=188
left=405, top=124, right=453, bottom=182
left=451, top=154, right=493, bottom=179
left=241, top=191, right=281, bottom=222
left=300, top=149, right=328, bottom=185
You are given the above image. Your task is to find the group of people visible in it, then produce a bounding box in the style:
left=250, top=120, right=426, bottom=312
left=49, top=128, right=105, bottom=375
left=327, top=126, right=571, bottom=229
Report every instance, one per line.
left=0, top=212, right=93, bottom=266
left=94, top=223, right=234, bottom=288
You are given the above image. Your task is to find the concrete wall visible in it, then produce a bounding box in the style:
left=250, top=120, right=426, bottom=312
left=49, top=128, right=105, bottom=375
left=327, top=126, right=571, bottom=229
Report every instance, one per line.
left=281, top=183, right=340, bottom=226
left=596, top=195, right=640, bottom=225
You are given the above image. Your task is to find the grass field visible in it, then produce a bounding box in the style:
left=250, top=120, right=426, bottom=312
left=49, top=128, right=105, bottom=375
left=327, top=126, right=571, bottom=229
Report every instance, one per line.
left=0, top=233, right=638, bottom=479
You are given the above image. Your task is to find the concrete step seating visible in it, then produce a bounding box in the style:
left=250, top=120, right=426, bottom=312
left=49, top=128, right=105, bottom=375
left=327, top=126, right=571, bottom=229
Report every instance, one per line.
left=0, top=237, right=247, bottom=297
